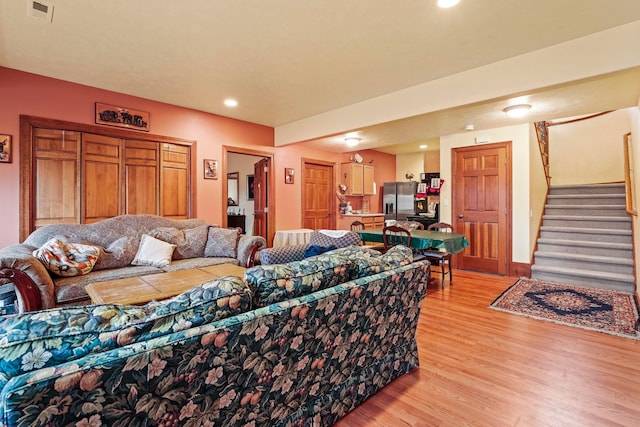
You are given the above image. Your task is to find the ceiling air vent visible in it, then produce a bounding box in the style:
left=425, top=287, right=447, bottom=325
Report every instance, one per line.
left=27, top=0, right=54, bottom=23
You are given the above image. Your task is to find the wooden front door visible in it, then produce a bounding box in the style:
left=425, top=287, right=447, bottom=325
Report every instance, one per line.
left=253, top=157, right=269, bottom=241
left=302, top=160, right=334, bottom=230
left=453, top=142, right=511, bottom=275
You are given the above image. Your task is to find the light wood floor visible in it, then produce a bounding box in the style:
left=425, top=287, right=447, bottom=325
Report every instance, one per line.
left=336, top=270, right=640, bottom=427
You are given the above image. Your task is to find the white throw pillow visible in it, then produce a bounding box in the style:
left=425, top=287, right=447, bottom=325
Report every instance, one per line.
left=131, top=234, right=176, bottom=268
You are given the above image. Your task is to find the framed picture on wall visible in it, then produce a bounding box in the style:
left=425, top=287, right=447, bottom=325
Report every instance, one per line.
left=0, top=134, right=11, bottom=163
left=204, top=159, right=218, bottom=179
left=285, top=168, right=295, bottom=184
left=247, top=175, right=255, bottom=200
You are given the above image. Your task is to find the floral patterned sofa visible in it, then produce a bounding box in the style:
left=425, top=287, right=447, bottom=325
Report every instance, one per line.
left=0, top=215, right=266, bottom=312
left=0, top=245, right=430, bottom=426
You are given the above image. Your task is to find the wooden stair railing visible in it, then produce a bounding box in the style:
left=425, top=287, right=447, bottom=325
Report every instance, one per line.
left=534, top=120, right=551, bottom=187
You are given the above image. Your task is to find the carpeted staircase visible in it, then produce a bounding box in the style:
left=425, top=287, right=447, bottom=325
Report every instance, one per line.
left=531, top=183, right=635, bottom=293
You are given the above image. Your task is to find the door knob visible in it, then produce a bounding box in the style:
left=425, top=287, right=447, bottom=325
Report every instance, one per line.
left=458, top=214, right=464, bottom=218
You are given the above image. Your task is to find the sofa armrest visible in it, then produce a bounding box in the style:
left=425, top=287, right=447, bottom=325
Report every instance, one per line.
left=0, top=268, right=43, bottom=312
left=237, top=235, right=267, bottom=267
left=258, top=244, right=309, bottom=265
left=0, top=244, right=54, bottom=310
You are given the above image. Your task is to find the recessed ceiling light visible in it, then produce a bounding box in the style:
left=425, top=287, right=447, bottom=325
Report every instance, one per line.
left=465, top=124, right=475, bottom=131
left=224, top=98, right=238, bottom=107
left=503, top=104, right=531, bottom=118
left=419, top=144, right=428, bottom=149
left=438, top=0, right=460, bottom=8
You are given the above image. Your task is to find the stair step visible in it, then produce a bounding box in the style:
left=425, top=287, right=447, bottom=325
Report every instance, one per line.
left=549, top=183, right=625, bottom=196
left=542, top=215, right=631, bottom=230
left=546, top=195, right=626, bottom=205
left=543, top=204, right=627, bottom=216
left=537, top=238, right=632, bottom=257
left=537, top=238, right=632, bottom=250
left=534, top=251, right=633, bottom=265
left=534, top=251, right=634, bottom=275
left=540, top=226, right=631, bottom=236
left=539, top=226, right=631, bottom=243
left=530, top=265, right=634, bottom=293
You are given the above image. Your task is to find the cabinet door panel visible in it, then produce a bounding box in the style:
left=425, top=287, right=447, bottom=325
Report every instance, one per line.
left=33, top=129, right=80, bottom=228
left=161, top=167, right=188, bottom=218
left=363, top=165, right=375, bottom=195
left=125, top=140, right=158, bottom=215
left=82, top=133, right=122, bottom=223
left=161, top=143, right=190, bottom=219
left=342, top=163, right=363, bottom=195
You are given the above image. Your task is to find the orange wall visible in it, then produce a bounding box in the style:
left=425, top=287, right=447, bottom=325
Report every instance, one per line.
left=0, top=67, right=272, bottom=247
left=272, top=145, right=395, bottom=231
left=0, top=67, right=396, bottom=247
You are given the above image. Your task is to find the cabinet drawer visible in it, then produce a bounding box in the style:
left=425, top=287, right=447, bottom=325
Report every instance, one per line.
left=362, top=217, right=375, bottom=224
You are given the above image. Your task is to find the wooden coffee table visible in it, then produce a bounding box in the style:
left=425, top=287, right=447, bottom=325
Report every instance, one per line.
left=85, top=263, right=246, bottom=305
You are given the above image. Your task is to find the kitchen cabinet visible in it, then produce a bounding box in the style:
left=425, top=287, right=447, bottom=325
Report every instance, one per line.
left=337, top=214, right=385, bottom=230
left=341, top=163, right=375, bottom=196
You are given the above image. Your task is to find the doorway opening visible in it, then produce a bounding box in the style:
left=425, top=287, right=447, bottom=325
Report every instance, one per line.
left=223, top=146, right=275, bottom=246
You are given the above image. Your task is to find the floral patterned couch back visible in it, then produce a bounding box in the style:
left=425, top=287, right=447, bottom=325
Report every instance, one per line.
left=0, top=246, right=430, bottom=426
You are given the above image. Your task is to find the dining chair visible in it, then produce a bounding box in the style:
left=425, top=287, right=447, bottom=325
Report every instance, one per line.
left=424, top=222, right=454, bottom=288
left=395, top=220, right=424, bottom=231
left=350, top=220, right=365, bottom=231
left=350, top=220, right=386, bottom=250
left=381, top=226, right=429, bottom=266
left=382, top=225, right=411, bottom=253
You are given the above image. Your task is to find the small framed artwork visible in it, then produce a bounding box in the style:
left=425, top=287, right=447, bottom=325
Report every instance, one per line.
left=247, top=175, right=255, bottom=200
left=285, top=168, right=295, bottom=184
left=0, top=134, right=11, bottom=163
left=204, top=159, right=218, bottom=179
left=95, top=102, right=150, bottom=132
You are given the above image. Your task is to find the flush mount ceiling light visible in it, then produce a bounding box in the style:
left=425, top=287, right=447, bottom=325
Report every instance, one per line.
left=503, top=104, right=531, bottom=118
left=224, top=98, right=238, bottom=107
left=437, top=0, right=460, bottom=8
left=465, top=124, right=475, bottom=131
left=419, top=144, right=428, bottom=149
left=345, top=137, right=361, bottom=147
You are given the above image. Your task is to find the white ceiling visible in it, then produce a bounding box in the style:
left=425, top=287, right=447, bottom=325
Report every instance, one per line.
left=2, top=0, right=640, bottom=153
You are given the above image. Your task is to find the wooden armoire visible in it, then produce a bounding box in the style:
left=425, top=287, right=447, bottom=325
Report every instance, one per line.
left=20, top=116, right=196, bottom=241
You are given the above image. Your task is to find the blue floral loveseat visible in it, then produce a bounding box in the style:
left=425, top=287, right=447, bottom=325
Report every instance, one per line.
left=0, top=245, right=429, bottom=426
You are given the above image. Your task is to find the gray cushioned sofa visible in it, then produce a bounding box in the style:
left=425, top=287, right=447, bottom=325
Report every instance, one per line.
left=0, top=215, right=266, bottom=311
left=0, top=244, right=430, bottom=426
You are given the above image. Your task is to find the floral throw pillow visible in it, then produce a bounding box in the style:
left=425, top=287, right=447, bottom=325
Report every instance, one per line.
left=32, top=238, right=100, bottom=277
left=204, top=226, right=240, bottom=258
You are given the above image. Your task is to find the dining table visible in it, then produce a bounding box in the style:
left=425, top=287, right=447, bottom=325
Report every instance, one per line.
left=355, top=228, right=469, bottom=254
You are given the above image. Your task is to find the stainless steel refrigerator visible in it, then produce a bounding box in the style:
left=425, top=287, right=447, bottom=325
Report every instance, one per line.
left=383, top=181, right=417, bottom=221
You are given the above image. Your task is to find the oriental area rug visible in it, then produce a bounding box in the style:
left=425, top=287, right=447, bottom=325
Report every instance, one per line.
left=490, top=278, right=640, bottom=339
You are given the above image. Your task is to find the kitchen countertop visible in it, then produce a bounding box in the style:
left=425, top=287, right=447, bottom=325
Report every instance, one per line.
left=340, top=213, right=384, bottom=217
